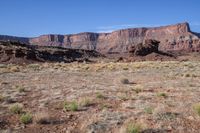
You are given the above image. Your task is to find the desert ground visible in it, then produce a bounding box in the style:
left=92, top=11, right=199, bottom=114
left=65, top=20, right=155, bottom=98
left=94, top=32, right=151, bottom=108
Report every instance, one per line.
left=1, top=61, right=200, bottom=133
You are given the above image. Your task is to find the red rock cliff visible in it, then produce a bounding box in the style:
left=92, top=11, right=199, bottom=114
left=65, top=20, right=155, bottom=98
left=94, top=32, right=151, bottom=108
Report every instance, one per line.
left=1, top=22, right=200, bottom=53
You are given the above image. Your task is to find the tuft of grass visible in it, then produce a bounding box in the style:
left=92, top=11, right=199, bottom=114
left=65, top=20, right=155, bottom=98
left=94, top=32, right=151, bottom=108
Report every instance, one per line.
left=121, top=78, right=130, bottom=84
left=0, top=95, right=5, bottom=102
left=80, top=98, right=93, bottom=107
left=10, top=66, right=20, bottom=72
left=193, top=103, right=200, bottom=116
left=34, top=112, right=50, bottom=124
left=20, top=113, right=32, bottom=124
left=133, top=85, right=143, bottom=94
left=63, top=101, right=78, bottom=112
left=144, top=107, right=153, bottom=114
left=9, top=104, right=23, bottom=114
left=28, top=64, right=40, bottom=70
left=157, top=92, right=167, bottom=98
left=16, top=85, right=25, bottom=93
left=100, top=103, right=112, bottom=110
left=96, top=92, right=105, bottom=99
left=126, top=123, right=142, bottom=133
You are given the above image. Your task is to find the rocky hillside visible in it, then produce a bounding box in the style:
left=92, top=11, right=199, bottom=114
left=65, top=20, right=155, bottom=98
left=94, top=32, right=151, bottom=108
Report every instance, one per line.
left=0, top=41, right=101, bottom=64
left=0, top=22, right=200, bottom=54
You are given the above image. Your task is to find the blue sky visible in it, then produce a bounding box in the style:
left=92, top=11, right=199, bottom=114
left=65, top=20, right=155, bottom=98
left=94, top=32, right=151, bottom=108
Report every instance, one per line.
left=0, top=0, right=199, bottom=37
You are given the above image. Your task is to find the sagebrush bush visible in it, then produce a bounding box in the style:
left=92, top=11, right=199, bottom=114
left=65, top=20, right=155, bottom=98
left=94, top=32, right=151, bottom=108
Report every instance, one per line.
left=20, top=113, right=32, bottom=124
left=157, top=92, right=167, bottom=98
left=63, top=101, right=78, bottom=111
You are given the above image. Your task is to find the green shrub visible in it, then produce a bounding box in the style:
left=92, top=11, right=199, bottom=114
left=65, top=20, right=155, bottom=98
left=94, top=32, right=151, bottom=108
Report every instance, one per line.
left=63, top=101, right=78, bottom=111
left=157, top=92, right=167, bottom=98
left=20, top=113, right=32, bottom=124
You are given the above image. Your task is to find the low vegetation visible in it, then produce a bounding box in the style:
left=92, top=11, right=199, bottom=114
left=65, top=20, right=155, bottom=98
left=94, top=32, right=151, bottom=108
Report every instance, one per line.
left=80, top=98, right=93, bottom=107
left=63, top=101, right=79, bottom=112
left=193, top=103, right=200, bottom=116
left=20, top=113, right=32, bottom=124
left=144, top=107, right=153, bottom=114
left=96, top=92, right=105, bottom=99
left=0, top=95, right=5, bottom=102
left=125, top=123, right=142, bottom=133
left=16, top=85, right=25, bottom=92
left=157, top=92, right=167, bottom=98
left=9, top=104, right=23, bottom=114
left=10, top=66, right=20, bottom=72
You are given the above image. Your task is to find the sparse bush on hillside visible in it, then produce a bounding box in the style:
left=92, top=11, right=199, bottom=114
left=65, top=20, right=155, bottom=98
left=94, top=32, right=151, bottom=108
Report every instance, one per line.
left=20, top=113, right=32, bottom=124
left=9, top=104, right=23, bottom=114
left=157, top=92, right=167, bottom=98
left=63, top=101, right=79, bottom=112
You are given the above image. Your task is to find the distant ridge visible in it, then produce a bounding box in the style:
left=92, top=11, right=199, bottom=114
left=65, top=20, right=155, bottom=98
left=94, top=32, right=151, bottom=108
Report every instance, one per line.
left=0, top=22, right=200, bottom=53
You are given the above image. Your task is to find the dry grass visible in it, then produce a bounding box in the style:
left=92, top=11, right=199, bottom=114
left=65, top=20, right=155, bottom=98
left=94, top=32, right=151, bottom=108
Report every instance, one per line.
left=34, top=112, right=50, bottom=124
left=9, top=66, right=20, bottom=72
left=1, top=61, right=200, bottom=132
left=9, top=104, right=23, bottom=114
left=193, top=103, right=200, bottom=116
left=80, top=98, right=93, bottom=107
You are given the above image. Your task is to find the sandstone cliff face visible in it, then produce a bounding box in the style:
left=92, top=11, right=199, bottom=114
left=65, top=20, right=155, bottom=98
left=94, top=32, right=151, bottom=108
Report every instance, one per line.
left=1, top=22, right=200, bottom=53
left=29, top=22, right=200, bottom=53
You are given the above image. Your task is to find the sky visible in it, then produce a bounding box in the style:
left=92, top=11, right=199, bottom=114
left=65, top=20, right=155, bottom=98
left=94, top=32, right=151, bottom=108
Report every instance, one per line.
left=0, top=0, right=200, bottom=37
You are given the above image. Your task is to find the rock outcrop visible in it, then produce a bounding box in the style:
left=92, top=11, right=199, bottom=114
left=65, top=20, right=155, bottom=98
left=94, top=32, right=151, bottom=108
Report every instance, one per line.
left=0, top=22, right=200, bottom=54
left=129, top=39, right=160, bottom=56
left=0, top=41, right=101, bottom=64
